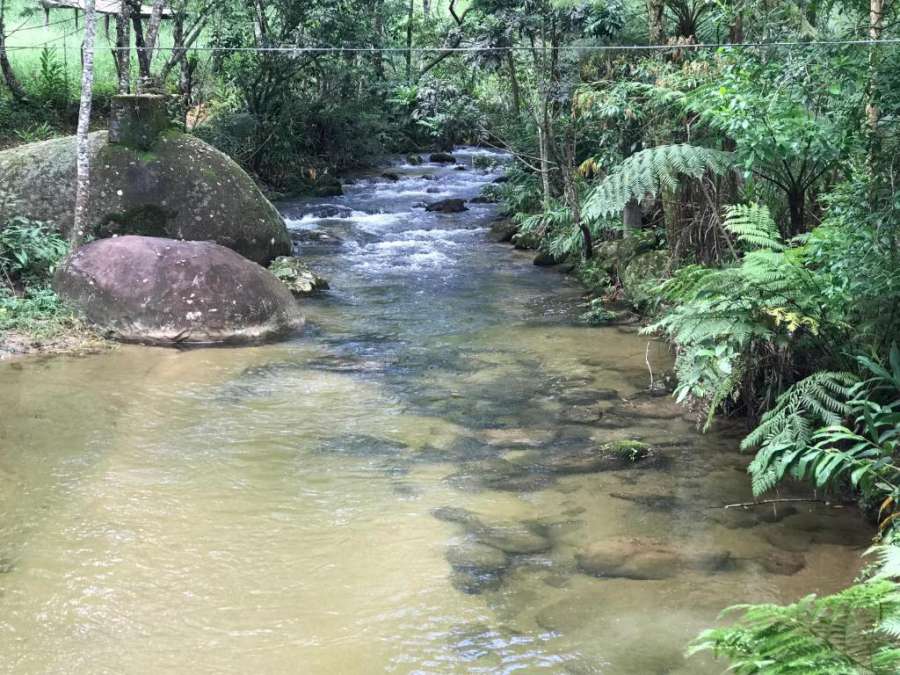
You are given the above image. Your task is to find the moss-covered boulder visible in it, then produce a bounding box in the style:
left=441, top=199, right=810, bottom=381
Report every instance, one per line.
left=0, top=131, right=292, bottom=265
left=620, top=249, right=669, bottom=308
left=53, top=236, right=303, bottom=344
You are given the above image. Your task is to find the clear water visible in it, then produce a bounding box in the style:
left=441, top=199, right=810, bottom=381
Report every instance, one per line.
left=0, top=150, right=871, bottom=673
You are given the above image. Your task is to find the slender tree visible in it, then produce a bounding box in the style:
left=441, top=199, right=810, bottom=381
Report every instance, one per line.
left=72, top=0, right=99, bottom=249
left=0, top=0, right=27, bottom=101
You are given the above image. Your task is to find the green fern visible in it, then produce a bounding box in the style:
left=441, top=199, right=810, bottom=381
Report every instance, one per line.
left=724, top=203, right=786, bottom=252
left=689, top=575, right=900, bottom=674
left=583, top=144, right=735, bottom=220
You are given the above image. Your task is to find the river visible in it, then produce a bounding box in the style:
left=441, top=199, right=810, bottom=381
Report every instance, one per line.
left=0, top=150, right=870, bottom=673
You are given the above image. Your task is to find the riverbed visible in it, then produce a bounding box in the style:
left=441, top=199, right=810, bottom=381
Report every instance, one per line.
left=0, top=150, right=870, bottom=673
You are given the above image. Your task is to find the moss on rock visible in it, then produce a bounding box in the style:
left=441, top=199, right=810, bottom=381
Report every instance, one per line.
left=0, top=131, right=292, bottom=265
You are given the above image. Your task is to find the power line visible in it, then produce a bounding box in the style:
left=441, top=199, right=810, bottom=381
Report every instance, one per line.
left=6, top=37, right=900, bottom=52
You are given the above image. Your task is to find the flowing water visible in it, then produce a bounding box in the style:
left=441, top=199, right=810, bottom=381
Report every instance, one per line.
left=0, top=151, right=872, bottom=673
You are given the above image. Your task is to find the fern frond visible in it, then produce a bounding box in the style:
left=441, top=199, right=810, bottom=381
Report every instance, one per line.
left=723, top=203, right=785, bottom=251
left=583, top=144, right=734, bottom=220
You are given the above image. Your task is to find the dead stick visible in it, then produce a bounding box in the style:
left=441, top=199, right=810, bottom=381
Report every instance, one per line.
left=721, top=498, right=834, bottom=510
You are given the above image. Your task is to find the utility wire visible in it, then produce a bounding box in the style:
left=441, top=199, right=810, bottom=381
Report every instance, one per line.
left=6, top=37, right=900, bottom=52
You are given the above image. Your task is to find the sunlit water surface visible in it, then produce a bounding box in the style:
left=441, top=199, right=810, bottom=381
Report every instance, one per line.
left=0, top=150, right=870, bottom=673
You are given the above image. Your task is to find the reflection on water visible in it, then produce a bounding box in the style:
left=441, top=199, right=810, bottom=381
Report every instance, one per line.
left=0, top=149, right=870, bottom=673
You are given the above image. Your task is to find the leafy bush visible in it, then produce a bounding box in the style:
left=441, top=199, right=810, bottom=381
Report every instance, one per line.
left=0, top=216, right=69, bottom=285
left=745, top=346, right=900, bottom=533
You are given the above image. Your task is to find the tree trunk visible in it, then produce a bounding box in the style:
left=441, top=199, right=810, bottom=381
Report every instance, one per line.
left=115, top=2, right=131, bottom=94
left=128, top=0, right=151, bottom=80
left=623, top=199, right=642, bottom=236
left=506, top=50, right=521, bottom=115
left=405, top=0, right=414, bottom=82
left=866, top=0, right=884, bottom=173
left=787, top=187, right=805, bottom=235
left=0, top=0, right=27, bottom=102
left=423, top=0, right=431, bottom=18
left=647, top=0, right=665, bottom=43
left=372, top=0, right=385, bottom=79
left=72, top=0, right=98, bottom=249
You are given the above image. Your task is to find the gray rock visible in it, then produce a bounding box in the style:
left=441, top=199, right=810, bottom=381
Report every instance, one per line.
left=488, top=219, right=518, bottom=243
left=577, top=538, right=733, bottom=580
left=0, top=132, right=291, bottom=265
left=54, top=235, right=303, bottom=344
left=425, top=199, right=468, bottom=213
left=445, top=541, right=509, bottom=574
left=268, top=256, right=329, bottom=296
left=429, top=152, right=456, bottom=163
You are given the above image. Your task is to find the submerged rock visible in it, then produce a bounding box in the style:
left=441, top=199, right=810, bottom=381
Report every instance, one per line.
left=268, top=256, right=329, bottom=296
left=430, top=152, right=456, bottom=163
left=0, top=131, right=291, bottom=265
left=445, top=541, right=509, bottom=574
left=432, top=506, right=552, bottom=555
left=54, top=235, right=303, bottom=344
left=426, top=198, right=468, bottom=213
left=576, top=537, right=733, bottom=580
left=756, top=550, right=806, bottom=576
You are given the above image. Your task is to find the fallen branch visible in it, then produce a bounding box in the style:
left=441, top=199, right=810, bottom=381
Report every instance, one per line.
left=721, top=498, right=834, bottom=510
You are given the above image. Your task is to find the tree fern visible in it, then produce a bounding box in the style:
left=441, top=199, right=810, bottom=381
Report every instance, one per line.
left=583, top=144, right=735, bottom=221
left=724, top=203, right=786, bottom=252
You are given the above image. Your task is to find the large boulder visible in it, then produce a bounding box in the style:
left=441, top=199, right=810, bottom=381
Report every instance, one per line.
left=0, top=131, right=291, bottom=265
left=53, top=236, right=303, bottom=344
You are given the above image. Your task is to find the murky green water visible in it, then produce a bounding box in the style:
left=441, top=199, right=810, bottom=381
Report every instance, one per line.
left=0, top=151, right=871, bottom=673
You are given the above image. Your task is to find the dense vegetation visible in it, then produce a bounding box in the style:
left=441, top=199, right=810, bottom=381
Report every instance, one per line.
left=2, top=0, right=900, bottom=668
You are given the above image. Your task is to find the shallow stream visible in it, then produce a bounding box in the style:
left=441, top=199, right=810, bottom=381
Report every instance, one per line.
left=0, top=150, right=871, bottom=673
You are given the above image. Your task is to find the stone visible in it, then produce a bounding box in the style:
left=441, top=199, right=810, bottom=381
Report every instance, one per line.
left=445, top=541, right=509, bottom=574
left=425, top=199, right=468, bottom=213
left=558, top=387, right=620, bottom=405
left=53, top=235, right=303, bottom=344
left=268, top=256, right=329, bottom=296
left=492, top=175, right=509, bottom=184
left=381, top=171, right=401, bottom=182
left=451, top=569, right=503, bottom=594
left=0, top=131, right=292, bottom=265
left=469, top=195, right=497, bottom=204
left=432, top=506, right=552, bottom=555
left=576, top=537, right=733, bottom=580
left=406, top=154, right=424, bottom=165
left=454, top=165, right=467, bottom=171
left=108, top=94, right=170, bottom=150
left=290, top=230, right=344, bottom=246
left=756, top=550, right=806, bottom=575
left=429, top=152, right=456, bottom=163
left=558, top=404, right=606, bottom=424
left=488, top=219, right=518, bottom=243
left=533, top=251, right=563, bottom=267
left=621, top=250, right=670, bottom=308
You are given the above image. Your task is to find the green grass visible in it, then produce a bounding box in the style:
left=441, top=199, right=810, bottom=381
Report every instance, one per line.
left=4, top=0, right=179, bottom=98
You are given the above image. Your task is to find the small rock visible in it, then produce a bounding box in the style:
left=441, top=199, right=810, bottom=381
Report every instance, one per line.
left=445, top=541, right=509, bottom=574
left=268, top=256, right=329, bottom=296
left=381, top=171, right=401, bottom=181
left=469, top=195, right=497, bottom=204
left=430, top=152, right=456, bottom=163
left=488, top=219, right=518, bottom=243
left=492, top=175, right=509, bottom=184
left=757, top=550, right=806, bottom=575
left=533, top=251, right=562, bottom=267
left=454, top=165, right=467, bottom=171
left=406, top=154, right=424, bottom=165
left=425, top=199, right=468, bottom=213
left=577, top=537, right=733, bottom=580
